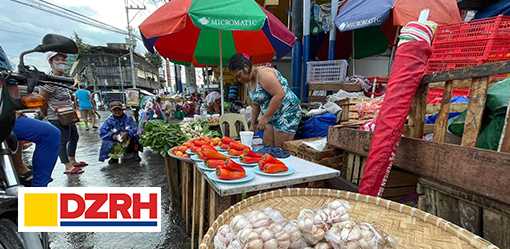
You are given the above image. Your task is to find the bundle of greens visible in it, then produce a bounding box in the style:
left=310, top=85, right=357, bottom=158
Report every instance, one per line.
left=180, top=119, right=222, bottom=139
left=140, top=120, right=189, bottom=156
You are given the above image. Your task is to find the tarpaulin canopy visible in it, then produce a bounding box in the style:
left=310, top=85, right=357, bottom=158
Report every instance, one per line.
left=335, top=0, right=462, bottom=32
left=333, top=0, right=461, bottom=59
left=474, top=0, right=510, bottom=19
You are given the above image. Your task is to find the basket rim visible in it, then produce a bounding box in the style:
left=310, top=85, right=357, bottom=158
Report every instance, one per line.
left=199, top=188, right=499, bottom=249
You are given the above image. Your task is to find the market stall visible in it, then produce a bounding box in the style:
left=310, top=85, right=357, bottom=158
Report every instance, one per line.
left=164, top=136, right=341, bottom=248
left=328, top=41, right=510, bottom=249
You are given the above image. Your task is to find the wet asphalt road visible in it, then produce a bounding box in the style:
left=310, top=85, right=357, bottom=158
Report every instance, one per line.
left=30, top=114, right=189, bottom=249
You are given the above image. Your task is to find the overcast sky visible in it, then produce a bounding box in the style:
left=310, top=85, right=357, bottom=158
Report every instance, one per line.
left=1, top=0, right=162, bottom=72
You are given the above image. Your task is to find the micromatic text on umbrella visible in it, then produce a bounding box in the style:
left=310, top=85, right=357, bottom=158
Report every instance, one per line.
left=18, top=187, right=161, bottom=232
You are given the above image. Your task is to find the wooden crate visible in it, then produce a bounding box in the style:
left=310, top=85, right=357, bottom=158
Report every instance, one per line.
left=418, top=178, right=510, bottom=249
left=308, top=82, right=362, bottom=103
left=283, top=138, right=343, bottom=170
left=328, top=60, right=510, bottom=247
left=342, top=153, right=418, bottom=204
left=336, top=98, right=377, bottom=122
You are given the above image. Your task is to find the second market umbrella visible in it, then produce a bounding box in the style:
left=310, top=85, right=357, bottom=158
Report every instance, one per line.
left=139, top=0, right=296, bottom=113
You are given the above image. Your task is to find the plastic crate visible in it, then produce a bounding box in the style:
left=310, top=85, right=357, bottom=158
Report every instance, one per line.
left=427, top=16, right=510, bottom=74
left=306, top=60, right=348, bottom=83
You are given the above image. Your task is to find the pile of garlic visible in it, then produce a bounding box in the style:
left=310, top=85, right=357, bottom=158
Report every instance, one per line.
left=296, top=200, right=351, bottom=245
left=213, top=200, right=397, bottom=249
left=214, top=208, right=300, bottom=249
left=325, top=221, right=397, bottom=249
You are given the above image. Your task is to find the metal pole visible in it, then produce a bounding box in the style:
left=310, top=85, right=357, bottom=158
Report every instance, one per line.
left=303, top=0, right=311, bottom=102
left=125, top=2, right=137, bottom=89
left=328, top=0, right=338, bottom=60
left=352, top=31, right=355, bottom=75
left=291, top=0, right=303, bottom=98
left=219, top=31, right=224, bottom=115
left=118, top=57, right=125, bottom=103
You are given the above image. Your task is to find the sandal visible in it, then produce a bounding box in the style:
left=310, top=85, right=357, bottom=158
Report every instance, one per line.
left=19, top=171, right=33, bottom=186
left=64, top=167, right=84, bottom=175
left=72, top=161, right=88, bottom=167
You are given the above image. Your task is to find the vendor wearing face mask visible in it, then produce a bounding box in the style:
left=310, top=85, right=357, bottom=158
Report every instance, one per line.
left=39, top=52, right=87, bottom=175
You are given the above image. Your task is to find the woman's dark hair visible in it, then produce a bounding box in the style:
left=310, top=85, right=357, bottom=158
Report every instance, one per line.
left=228, top=53, right=252, bottom=72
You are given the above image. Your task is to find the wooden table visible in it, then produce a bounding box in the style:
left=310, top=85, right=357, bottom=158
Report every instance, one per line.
left=191, top=156, right=341, bottom=247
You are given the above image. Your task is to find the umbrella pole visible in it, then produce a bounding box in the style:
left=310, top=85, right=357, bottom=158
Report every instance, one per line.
left=352, top=31, right=355, bottom=75
left=219, top=31, right=225, bottom=115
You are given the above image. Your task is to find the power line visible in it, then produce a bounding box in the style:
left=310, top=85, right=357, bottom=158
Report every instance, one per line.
left=36, top=0, right=127, bottom=34
left=8, top=0, right=129, bottom=35
left=0, top=27, right=41, bottom=38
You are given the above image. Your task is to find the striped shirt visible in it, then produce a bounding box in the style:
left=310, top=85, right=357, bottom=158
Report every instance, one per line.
left=39, top=84, right=74, bottom=120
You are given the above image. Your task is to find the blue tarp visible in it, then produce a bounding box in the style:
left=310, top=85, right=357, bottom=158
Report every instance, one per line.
left=474, top=0, right=510, bottom=19
left=334, top=0, right=393, bottom=32
left=297, top=113, right=337, bottom=139
left=424, top=96, right=469, bottom=124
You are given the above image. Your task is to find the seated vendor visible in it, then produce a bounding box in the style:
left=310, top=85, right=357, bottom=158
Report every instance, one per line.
left=99, top=101, right=141, bottom=164
left=206, top=91, right=222, bottom=114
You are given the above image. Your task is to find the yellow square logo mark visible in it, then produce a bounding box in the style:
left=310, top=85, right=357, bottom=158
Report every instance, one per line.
left=24, top=193, right=58, bottom=227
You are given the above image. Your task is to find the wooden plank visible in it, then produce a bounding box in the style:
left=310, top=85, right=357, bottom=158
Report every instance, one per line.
left=429, top=79, right=473, bottom=88
left=198, top=174, right=206, bottom=243
left=309, top=96, right=327, bottom=103
left=435, top=191, right=460, bottom=226
left=346, top=153, right=354, bottom=182
left=422, top=60, right=510, bottom=83
left=165, top=157, right=181, bottom=212
left=461, top=77, right=489, bottom=147
left=352, top=155, right=361, bottom=185
left=181, top=163, right=193, bottom=234
left=417, top=181, right=437, bottom=215
left=408, top=83, right=427, bottom=138
left=308, top=82, right=362, bottom=92
left=426, top=103, right=468, bottom=114
left=208, top=188, right=217, bottom=226
left=180, top=161, right=187, bottom=221
left=458, top=200, right=482, bottom=236
left=433, top=80, right=454, bottom=143
left=419, top=178, right=510, bottom=216
left=328, top=128, right=510, bottom=205
left=498, top=99, right=510, bottom=152
left=386, top=169, right=418, bottom=188
left=191, top=167, right=201, bottom=249
left=483, top=209, right=510, bottom=249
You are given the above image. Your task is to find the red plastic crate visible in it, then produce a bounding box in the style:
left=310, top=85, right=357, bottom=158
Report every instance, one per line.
left=426, top=16, right=510, bottom=74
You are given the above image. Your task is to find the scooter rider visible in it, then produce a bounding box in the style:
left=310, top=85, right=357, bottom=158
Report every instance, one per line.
left=0, top=45, right=61, bottom=187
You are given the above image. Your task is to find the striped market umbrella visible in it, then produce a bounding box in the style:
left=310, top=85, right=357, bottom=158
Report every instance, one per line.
left=139, top=0, right=296, bottom=113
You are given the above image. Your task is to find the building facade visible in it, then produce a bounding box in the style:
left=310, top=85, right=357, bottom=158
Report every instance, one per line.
left=70, top=44, right=164, bottom=91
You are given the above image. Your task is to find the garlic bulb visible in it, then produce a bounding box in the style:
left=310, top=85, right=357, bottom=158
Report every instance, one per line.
left=230, top=214, right=253, bottom=234
left=313, top=200, right=351, bottom=230
left=297, top=209, right=326, bottom=245
left=325, top=221, right=397, bottom=249
left=283, top=221, right=308, bottom=249
left=235, top=222, right=291, bottom=249
left=314, top=242, right=333, bottom=249
left=214, top=225, right=236, bottom=249
left=262, top=207, right=286, bottom=224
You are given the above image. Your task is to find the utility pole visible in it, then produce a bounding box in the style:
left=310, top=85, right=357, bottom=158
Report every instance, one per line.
left=124, top=0, right=145, bottom=89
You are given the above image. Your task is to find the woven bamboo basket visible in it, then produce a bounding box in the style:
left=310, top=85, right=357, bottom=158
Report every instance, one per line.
left=199, top=188, right=498, bottom=249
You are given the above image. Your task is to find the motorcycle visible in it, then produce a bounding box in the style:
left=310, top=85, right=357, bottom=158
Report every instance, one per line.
left=0, top=34, right=78, bottom=249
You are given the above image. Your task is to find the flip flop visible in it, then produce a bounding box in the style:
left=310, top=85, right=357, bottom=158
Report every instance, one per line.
left=64, top=167, right=84, bottom=175
left=73, top=161, right=88, bottom=167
